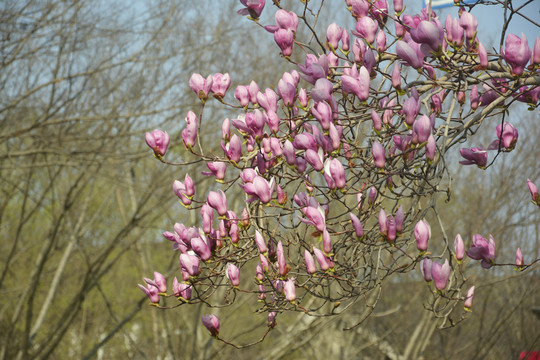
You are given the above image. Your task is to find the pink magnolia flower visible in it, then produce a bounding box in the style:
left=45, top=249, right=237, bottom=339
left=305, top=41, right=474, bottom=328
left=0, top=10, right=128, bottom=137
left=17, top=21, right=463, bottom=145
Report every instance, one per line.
left=221, top=134, right=242, bottom=163
left=189, top=73, right=213, bottom=101
left=298, top=54, right=329, bottom=84
left=237, top=0, right=265, bottom=19
left=396, top=40, right=424, bottom=69
left=516, top=248, right=524, bottom=268
left=459, top=11, right=478, bottom=41
left=255, top=230, right=268, bottom=254
left=532, top=37, right=540, bottom=65
left=352, top=16, right=378, bottom=44
left=372, top=141, right=385, bottom=169
left=179, top=253, right=200, bottom=277
left=207, top=190, right=228, bottom=216
left=298, top=205, right=326, bottom=232
left=459, top=147, right=487, bottom=168
left=276, top=240, right=289, bottom=276
left=350, top=213, right=364, bottom=238
left=445, top=15, right=464, bottom=47
left=327, top=23, right=342, bottom=50
left=244, top=176, right=275, bottom=204
left=410, top=20, right=444, bottom=55
left=235, top=85, right=250, bottom=107
left=342, top=65, right=370, bottom=101
left=431, top=259, right=450, bottom=290
left=283, top=278, right=296, bottom=302
left=305, top=250, right=317, bottom=274
left=501, top=33, right=531, bottom=76
left=313, top=248, right=331, bottom=271
left=191, top=236, right=212, bottom=261
left=527, top=179, right=540, bottom=206
left=414, top=219, right=431, bottom=251
left=395, top=206, right=404, bottom=232
left=478, top=42, right=488, bottom=69
left=466, top=234, right=496, bottom=269
left=412, top=114, right=431, bottom=144
left=227, top=263, right=240, bottom=286
left=211, top=73, right=231, bottom=98
left=274, top=29, right=295, bottom=57
left=257, top=88, right=278, bottom=113
left=426, top=134, right=436, bottom=162
left=173, top=175, right=194, bottom=206
left=144, top=271, right=167, bottom=293
left=311, top=78, right=333, bottom=103
left=145, top=129, right=169, bottom=157
left=138, top=283, right=160, bottom=304
left=202, top=162, right=227, bottom=181
left=201, top=314, right=220, bottom=337
left=182, top=111, right=198, bottom=149
left=455, top=234, right=465, bottom=261
left=311, top=101, right=333, bottom=130
left=464, top=286, right=475, bottom=310
left=422, top=258, right=432, bottom=282
left=488, top=123, right=518, bottom=151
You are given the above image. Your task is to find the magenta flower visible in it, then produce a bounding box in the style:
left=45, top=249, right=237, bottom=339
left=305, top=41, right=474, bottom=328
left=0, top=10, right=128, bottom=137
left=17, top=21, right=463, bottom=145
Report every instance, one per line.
left=455, top=234, right=464, bottom=261
left=244, top=175, right=275, bottom=204
left=470, top=85, right=479, bottom=109
left=182, top=111, right=198, bottom=149
left=222, top=134, right=242, bottom=163
left=396, top=40, right=424, bottom=69
left=298, top=54, right=329, bottom=84
left=352, top=16, right=378, bottom=44
left=459, top=11, right=478, bottom=41
left=173, top=174, right=195, bottom=205
left=349, top=213, right=364, bottom=238
left=410, top=20, right=443, bottom=55
left=464, top=286, right=475, bottom=310
left=501, top=33, right=531, bottom=76
left=422, top=258, right=432, bottom=282
left=488, top=123, right=518, bottom=151
left=278, top=76, right=297, bottom=106
left=273, top=9, right=299, bottom=33
left=207, top=190, right=228, bottom=216
left=257, top=88, right=278, bottom=113
left=327, top=158, right=346, bottom=189
left=378, top=209, right=387, bottom=235
left=292, top=133, right=317, bottom=151
left=305, top=148, right=324, bottom=171
left=394, top=0, right=403, bottom=13
left=516, top=248, right=524, bottom=268
left=254, top=230, right=268, bottom=254
left=527, top=179, right=540, bottom=206
left=313, top=248, right=331, bottom=271
left=189, top=73, right=212, bottom=102
left=532, top=37, right=540, bottom=65
left=237, top=0, right=265, bottom=19
left=144, top=271, right=167, bottom=294
left=179, top=253, right=200, bottom=277
left=342, top=65, right=370, bottom=101
left=426, top=134, right=436, bottom=162
left=372, top=141, right=385, bottom=169
left=459, top=147, right=487, bottom=168
left=478, top=42, right=488, bottom=69
left=138, top=283, right=160, bottom=304
left=226, top=263, right=240, bottom=286
left=274, top=29, right=295, bottom=57
left=211, top=73, right=231, bottom=98
left=391, top=63, right=401, bottom=89
left=191, top=236, right=212, bottom=261
left=276, top=240, right=289, bottom=276
left=283, top=278, right=296, bottom=302
left=145, top=129, right=170, bottom=157
left=201, top=314, right=220, bottom=337
left=431, top=259, right=450, bottom=290
left=235, top=85, right=250, bottom=107
left=414, top=219, right=431, bottom=251
left=311, top=101, right=333, bottom=130
left=202, top=162, right=227, bottom=181
left=412, top=115, right=431, bottom=144
left=445, top=15, right=464, bottom=47
left=298, top=205, right=326, bottom=232
left=327, top=23, right=342, bottom=50
left=466, top=234, right=496, bottom=269
left=311, top=78, right=333, bottom=103
left=304, top=250, right=317, bottom=274
left=395, top=206, right=404, bottom=232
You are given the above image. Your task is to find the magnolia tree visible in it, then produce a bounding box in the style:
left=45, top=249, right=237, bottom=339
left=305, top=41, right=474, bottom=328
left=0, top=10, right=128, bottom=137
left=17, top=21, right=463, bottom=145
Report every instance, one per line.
left=141, top=0, right=539, bottom=347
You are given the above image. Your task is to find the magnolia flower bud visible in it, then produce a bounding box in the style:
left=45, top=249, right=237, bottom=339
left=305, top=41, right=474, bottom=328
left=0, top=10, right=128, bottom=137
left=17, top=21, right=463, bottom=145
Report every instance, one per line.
left=201, top=314, right=220, bottom=337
